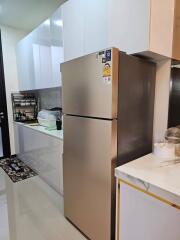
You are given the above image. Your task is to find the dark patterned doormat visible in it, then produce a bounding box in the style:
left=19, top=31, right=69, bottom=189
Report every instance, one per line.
left=0, top=158, right=37, bottom=183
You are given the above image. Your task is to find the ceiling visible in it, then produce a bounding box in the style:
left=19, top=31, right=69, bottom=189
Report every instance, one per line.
left=0, top=0, right=66, bottom=31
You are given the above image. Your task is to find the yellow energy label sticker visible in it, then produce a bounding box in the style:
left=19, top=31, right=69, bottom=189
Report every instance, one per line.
left=103, top=63, right=111, bottom=77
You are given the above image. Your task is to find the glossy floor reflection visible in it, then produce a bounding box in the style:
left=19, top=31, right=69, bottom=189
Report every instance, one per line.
left=0, top=168, right=86, bottom=240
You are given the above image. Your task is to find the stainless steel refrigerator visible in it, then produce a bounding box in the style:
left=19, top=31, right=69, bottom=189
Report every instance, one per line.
left=61, top=48, right=156, bottom=240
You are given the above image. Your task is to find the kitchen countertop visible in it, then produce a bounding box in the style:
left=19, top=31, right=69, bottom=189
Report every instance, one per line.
left=15, top=122, right=63, bottom=140
left=115, top=153, right=180, bottom=205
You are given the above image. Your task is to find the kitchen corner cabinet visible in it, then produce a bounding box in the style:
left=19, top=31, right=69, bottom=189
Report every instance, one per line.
left=116, top=180, right=180, bottom=240
left=16, top=6, right=63, bottom=91
left=62, top=0, right=175, bottom=62
left=109, top=0, right=175, bottom=60
left=173, top=0, right=180, bottom=60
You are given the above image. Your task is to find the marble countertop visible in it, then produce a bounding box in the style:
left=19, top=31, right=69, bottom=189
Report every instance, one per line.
left=115, top=153, right=180, bottom=198
left=15, top=122, right=63, bottom=140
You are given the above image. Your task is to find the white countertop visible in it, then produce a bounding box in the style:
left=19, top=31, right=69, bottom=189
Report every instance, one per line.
left=15, top=122, right=63, bottom=140
left=115, top=153, right=180, bottom=198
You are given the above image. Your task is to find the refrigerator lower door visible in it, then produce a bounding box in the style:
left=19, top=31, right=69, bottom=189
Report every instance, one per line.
left=63, top=115, right=117, bottom=240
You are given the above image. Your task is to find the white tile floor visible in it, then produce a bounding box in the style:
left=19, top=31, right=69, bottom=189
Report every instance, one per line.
left=0, top=168, right=86, bottom=240
left=0, top=170, right=9, bottom=240
left=0, top=195, right=9, bottom=240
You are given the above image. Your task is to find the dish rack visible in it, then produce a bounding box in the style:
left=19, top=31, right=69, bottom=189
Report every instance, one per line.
left=11, top=93, right=38, bottom=122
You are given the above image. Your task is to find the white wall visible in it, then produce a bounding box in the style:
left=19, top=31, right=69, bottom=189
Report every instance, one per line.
left=1, top=25, right=27, bottom=155
left=153, top=59, right=171, bottom=142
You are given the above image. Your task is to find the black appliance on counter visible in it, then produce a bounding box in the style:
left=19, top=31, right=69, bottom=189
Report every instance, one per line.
left=11, top=93, right=38, bottom=122
left=50, top=107, right=63, bottom=130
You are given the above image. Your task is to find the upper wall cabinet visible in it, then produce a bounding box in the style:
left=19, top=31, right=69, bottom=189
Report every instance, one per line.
left=83, top=0, right=108, bottom=55
left=108, top=0, right=175, bottom=60
left=50, top=7, right=64, bottom=87
left=17, top=0, right=178, bottom=89
left=110, top=0, right=180, bottom=61
left=62, top=0, right=109, bottom=61
left=173, top=0, right=180, bottom=61
left=16, top=7, right=63, bottom=91
left=16, top=33, right=36, bottom=91
left=134, top=0, right=175, bottom=60
left=62, top=0, right=84, bottom=61
left=62, top=0, right=176, bottom=62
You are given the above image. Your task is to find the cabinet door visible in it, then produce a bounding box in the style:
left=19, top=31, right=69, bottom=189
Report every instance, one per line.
left=62, top=0, right=85, bottom=61
left=173, top=0, right=180, bottom=60
left=51, top=46, right=63, bottom=87
left=149, top=0, right=175, bottom=58
left=39, top=45, right=52, bottom=89
left=32, top=44, right=41, bottom=88
left=16, top=124, right=63, bottom=194
left=34, top=20, right=52, bottom=89
left=33, top=44, right=52, bottom=89
left=16, top=34, right=35, bottom=91
left=117, top=182, right=180, bottom=240
left=17, top=6, right=64, bottom=90
left=84, top=0, right=108, bottom=55
left=50, top=6, right=64, bottom=87
left=108, top=0, right=150, bottom=54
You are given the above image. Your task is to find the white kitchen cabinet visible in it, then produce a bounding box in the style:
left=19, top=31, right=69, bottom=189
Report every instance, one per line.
left=16, top=6, right=63, bottom=90
left=16, top=33, right=36, bottom=91
left=34, top=44, right=52, bottom=89
left=116, top=181, right=180, bottom=240
left=50, top=7, right=64, bottom=86
left=51, top=46, right=63, bottom=87
left=32, top=44, right=41, bottom=88
left=110, top=0, right=175, bottom=60
left=37, top=6, right=64, bottom=89
left=14, top=123, right=63, bottom=195
left=63, top=0, right=108, bottom=57
left=62, top=0, right=108, bottom=61
left=33, top=45, right=63, bottom=89
left=62, top=0, right=149, bottom=61
left=129, top=0, right=174, bottom=59
left=62, top=0, right=84, bottom=61
left=84, top=0, right=108, bottom=55
left=39, top=45, right=52, bottom=89
left=108, top=0, right=150, bottom=55
left=62, top=0, right=175, bottom=62
left=33, top=20, right=52, bottom=90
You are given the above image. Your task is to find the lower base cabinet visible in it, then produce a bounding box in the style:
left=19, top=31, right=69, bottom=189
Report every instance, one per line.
left=116, top=180, right=180, bottom=240
left=14, top=123, right=63, bottom=195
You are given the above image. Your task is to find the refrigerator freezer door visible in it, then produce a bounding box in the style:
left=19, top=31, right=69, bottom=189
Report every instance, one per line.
left=61, top=48, right=119, bottom=119
left=63, top=115, right=117, bottom=240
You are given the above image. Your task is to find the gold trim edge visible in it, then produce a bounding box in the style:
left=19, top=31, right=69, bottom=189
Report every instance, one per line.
left=116, top=179, right=180, bottom=239
left=118, top=178, right=180, bottom=210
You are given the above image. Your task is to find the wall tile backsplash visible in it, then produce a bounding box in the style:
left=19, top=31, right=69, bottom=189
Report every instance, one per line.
left=37, top=87, right=62, bottom=110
